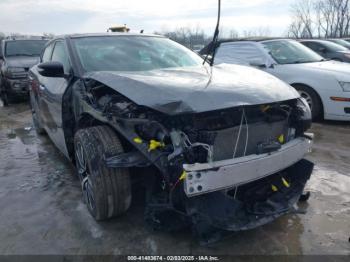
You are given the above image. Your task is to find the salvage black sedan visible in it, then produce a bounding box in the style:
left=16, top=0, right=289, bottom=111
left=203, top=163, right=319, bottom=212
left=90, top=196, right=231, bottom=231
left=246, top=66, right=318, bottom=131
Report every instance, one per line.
left=29, top=33, right=314, bottom=244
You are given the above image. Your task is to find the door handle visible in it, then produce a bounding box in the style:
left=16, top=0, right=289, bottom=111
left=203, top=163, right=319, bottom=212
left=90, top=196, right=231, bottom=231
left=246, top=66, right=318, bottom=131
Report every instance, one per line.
left=39, top=85, right=46, bottom=91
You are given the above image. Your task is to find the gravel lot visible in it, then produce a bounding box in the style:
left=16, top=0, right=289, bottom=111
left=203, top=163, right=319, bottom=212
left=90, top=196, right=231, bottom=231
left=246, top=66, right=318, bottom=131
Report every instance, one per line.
left=0, top=102, right=349, bottom=255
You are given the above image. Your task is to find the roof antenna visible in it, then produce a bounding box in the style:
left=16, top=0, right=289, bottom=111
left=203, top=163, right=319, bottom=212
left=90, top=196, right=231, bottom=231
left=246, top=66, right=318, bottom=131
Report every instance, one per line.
left=203, top=0, right=221, bottom=66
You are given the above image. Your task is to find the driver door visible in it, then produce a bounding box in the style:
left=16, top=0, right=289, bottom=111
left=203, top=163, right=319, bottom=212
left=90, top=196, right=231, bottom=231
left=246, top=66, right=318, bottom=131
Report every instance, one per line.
left=37, top=40, right=72, bottom=157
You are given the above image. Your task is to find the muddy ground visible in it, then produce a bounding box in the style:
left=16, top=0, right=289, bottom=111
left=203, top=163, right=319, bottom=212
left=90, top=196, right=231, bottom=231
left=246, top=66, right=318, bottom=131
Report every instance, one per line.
left=0, top=102, right=349, bottom=256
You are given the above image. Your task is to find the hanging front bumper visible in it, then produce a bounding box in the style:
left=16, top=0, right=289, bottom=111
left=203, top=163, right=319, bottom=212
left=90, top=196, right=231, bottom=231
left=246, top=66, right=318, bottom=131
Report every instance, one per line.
left=183, top=135, right=313, bottom=197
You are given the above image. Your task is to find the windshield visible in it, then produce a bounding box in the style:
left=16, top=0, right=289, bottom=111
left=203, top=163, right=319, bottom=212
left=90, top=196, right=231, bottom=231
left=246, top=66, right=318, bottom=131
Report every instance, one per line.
left=329, top=39, right=350, bottom=49
left=262, top=40, right=324, bottom=64
left=5, top=40, right=47, bottom=56
left=72, top=36, right=204, bottom=72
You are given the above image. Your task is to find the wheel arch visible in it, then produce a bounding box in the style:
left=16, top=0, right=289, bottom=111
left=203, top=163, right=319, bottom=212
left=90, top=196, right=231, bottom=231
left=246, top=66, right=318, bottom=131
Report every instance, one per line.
left=290, top=82, right=325, bottom=118
left=65, top=80, right=137, bottom=160
left=66, top=112, right=133, bottom=160
left=66, top=113, right=105, bottom=159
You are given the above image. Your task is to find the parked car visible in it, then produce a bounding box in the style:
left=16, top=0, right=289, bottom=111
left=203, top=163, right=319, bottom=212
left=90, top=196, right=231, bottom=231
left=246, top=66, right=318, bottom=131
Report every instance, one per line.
left=327, top=38, right=350, bottom=49
left=0, top=38, right=47, bottom=105
left=299, top=39, right=350, bottom=62
left=201, top=39, right=350, bottom=121
left=29, top=33, right=314, bottom=243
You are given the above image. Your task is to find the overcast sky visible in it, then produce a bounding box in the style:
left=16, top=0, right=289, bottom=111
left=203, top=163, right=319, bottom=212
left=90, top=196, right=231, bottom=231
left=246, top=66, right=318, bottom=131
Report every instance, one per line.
left=0, top=0, right=295, bottom=36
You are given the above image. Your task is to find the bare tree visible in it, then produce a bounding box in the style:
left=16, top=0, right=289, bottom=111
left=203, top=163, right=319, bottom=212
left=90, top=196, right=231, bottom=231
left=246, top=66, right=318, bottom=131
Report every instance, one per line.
left=289, top=0, right=350, bottom=38
left=289, top=0, right=314, bottom=38
left=287, top=19, right=304, bottom=38
left=242, top=27, right=272, bottom=38
left=218, top=26, right=239, bottom=39
left=155, top=26, right=211, bottom=49
left=228, top=29, right=239, bottom=39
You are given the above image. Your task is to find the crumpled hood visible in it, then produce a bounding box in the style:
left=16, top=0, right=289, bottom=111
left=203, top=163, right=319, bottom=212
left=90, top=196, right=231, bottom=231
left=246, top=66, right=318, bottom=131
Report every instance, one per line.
left=84, top=63, right=299, bottom=115
left=5, top=56, right=40, bottom=68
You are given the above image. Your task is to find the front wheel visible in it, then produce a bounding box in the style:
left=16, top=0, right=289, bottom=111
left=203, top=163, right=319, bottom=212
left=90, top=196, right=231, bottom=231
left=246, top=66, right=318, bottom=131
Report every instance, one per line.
left=294, top=85, right=323, bottom=120
left=74, top=126, right=132, bottom=221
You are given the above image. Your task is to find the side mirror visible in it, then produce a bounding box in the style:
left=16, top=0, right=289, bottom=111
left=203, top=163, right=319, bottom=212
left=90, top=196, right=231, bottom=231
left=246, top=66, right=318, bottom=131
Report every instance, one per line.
left=249, top=59, right=267, bottom=68
left=38, top=61, right=64, bottom=77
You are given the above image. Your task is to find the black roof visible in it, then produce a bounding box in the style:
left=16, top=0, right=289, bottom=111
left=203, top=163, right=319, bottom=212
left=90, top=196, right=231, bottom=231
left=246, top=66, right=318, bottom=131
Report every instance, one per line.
left=60, top=32, right=162, bottom=39
left=42, top=32, right=166, bottom=50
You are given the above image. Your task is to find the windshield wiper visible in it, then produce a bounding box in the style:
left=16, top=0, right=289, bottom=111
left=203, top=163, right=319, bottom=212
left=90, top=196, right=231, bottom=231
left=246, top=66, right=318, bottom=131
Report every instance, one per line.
left=283, top=61, right=304, bottom=64
left=286, top=60, right=317, bottom=64
left=203, top=0, right=221, bottom=66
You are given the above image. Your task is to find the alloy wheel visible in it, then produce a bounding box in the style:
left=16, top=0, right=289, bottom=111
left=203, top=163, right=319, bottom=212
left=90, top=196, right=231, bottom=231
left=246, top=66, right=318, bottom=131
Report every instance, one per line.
left=298, top=90, right=313, bottom=111
left=75, top=142, right=96, bottom=211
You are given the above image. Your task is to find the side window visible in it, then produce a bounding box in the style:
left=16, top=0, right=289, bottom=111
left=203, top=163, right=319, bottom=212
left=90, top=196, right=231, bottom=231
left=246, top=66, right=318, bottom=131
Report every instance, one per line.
left=215, top=43, right=266, bottom=65
left=305, top=42, right=319, bottom=52
left=302, top=42, right=311, bottom=48
left=51, top=41, right=71, bottom=74
left=42, top=43, right=54, bottom=62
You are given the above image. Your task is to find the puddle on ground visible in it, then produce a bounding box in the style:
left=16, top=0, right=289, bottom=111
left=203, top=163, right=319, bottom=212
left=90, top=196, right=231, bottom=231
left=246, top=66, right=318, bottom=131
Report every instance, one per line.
left=306, top=166, right=350, bottom=203
left=0, top=125, right=77, bottom=194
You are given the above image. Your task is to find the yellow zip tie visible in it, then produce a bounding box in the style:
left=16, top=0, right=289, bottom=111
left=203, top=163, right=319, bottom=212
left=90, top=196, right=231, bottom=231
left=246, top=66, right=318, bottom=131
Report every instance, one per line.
left=261, top=105, right=271, bottom=112
left=148, top=140, right=165, bottom=152
left=179, top=171, right=187, bottom=181
left=278, top=134, right=285, bottom=144
left=282, top=177, right=290, bottom=188
left=271, top=184, right=278, bottom=192
left=133, top=137, right=143, bottom=144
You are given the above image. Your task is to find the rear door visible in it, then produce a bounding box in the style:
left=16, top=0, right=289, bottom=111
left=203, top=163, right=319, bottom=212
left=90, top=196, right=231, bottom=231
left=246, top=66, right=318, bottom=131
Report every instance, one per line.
left=37, top=40, right=72, bottom=157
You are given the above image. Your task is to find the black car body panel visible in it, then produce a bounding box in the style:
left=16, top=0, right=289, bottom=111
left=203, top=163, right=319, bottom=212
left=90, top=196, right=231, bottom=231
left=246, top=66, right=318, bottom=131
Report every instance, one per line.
left=84, top=64, right=299, bottom=115
left=29, top=34, right=314, bottom=243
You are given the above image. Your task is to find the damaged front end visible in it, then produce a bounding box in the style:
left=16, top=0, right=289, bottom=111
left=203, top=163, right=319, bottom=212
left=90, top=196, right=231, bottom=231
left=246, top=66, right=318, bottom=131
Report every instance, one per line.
left=75, top=78, right=314, bottom=244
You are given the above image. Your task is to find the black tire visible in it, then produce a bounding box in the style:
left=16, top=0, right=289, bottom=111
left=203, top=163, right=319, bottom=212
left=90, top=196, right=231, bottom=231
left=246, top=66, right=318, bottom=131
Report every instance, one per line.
left=74, top=126, right=132, bottom=221
left=30, top=94, right=46, bottom=135
left=0, top=79, right=9, bottom=106
left=1, top=91, right=9, bottom=106
left=294, top=85, right=323, bottom=120
left=331, top=58, right=342, bottom=62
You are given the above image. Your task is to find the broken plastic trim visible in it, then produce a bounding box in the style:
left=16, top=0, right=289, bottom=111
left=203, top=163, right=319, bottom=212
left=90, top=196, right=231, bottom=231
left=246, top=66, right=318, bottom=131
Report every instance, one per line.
left=105, top=151, right=151, bottom=168
left=183, top=136, right=313, bottom=197
left=187, top=159, right=314, bottom=245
